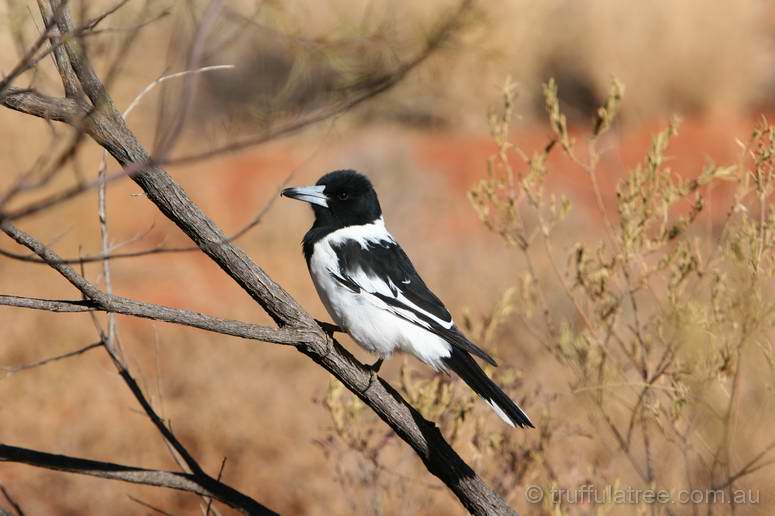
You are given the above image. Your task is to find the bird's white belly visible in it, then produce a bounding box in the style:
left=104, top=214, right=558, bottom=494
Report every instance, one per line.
left=309, top=239, right=451, bottom=366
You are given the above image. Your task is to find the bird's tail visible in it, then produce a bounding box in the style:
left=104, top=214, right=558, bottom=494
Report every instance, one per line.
left=443, top=347, right=533, bottom=428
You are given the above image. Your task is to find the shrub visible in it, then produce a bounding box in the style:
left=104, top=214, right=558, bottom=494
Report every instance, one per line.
left=322, top=77, right=775, bottom=515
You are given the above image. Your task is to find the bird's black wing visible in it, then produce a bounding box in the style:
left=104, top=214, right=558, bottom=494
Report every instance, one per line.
left=329, top=238, right=498, bottom=366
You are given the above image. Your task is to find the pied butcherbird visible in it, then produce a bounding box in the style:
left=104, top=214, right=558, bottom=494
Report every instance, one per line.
left=281, top=170, right=532, bottom=428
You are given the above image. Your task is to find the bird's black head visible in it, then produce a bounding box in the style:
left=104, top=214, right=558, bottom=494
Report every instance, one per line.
left=281, top=170, right=382, bottom=230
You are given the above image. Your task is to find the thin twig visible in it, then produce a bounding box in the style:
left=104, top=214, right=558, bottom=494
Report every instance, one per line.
left=116, top=367, right=205, bottom=476
left=0, top=482, right=24, bottom=516
left=204, top=457, right=227, bottom=516
left=123, top=65, right=234, bottom=119
left=0, top=157, right=297, bottom=264
left=153, top=0, right=223, bottom=159
left=170, top=0, right=473, bottom=165
left=127, top=495, right=175, bottom=516
left=1, top=341, right=102, bottom=375
left=98, top=144, right=122, bottom=359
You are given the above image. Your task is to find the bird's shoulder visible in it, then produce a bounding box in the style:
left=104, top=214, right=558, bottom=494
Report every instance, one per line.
left=316, top=222, right=452, bottom=325
left=303, top=218, right=391, bottom=263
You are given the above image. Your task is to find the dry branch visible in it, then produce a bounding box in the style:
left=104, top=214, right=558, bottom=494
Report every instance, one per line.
left=0, top=280, right=312, bottom=346
left=1, top=88, right=85, bottom=122
left=0, top=444, right=276, bottom=515
left=1, top=341, right=101, bottom=375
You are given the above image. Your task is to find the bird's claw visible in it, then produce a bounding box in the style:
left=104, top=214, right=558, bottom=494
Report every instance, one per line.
left=365, top=358, right=384, bottom=389
left=316, top=320, right=342, bottom=337
left=369, top=358, right=384, bottom=373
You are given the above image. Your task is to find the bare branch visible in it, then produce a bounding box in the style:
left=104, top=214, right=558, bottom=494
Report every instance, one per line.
left=0, top=0, right=151, bottom=100
left=122, top=65, right=235, bottom=119
left=1, top=341, right=101, bottom=375
left=0, top=158, right=149, bottom=221
left=116, top=363, right=206, bottom=476
left=97, top=154, right=120, bottom=356
left=0, top=444, right=277, bottom=516
left=49, top=0, right=108, bottom=105
left=1, top=87, right=85, bottom=122
left=78, top=0, right=132, bottom=32
left=37, top=0, right=80, bottom=98
left=0, top=240, right=193, bottom=264
left=205, top=458, right=227, bottom=516
left=128, top=495, right=174, bottom=515
left=0, top=3, right=59, bottom=98
left=0, top=0, right=470, bottom=223
left=153, top=0, right=223, bottom=158
left=0, top=294, right=93, bottom=312
left=93, top=137, right=236, bottom=507
left=0, top=126, right=90, bottom=214
left=2, top=221, right=271, bottom=512
left=0, top=290, right=313, bottom=347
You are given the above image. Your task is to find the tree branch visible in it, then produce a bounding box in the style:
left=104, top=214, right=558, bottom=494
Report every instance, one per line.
left=0, top=295, right=93, bottom=313
left=49, top=0, right=109, bottom=106
left=1, top=88, right=85, bottom=122
left=0, top=289, right=313, bottom=347
left=37, top=0, right=81, bottom=98
left=0, top=444, right=276, bottom=516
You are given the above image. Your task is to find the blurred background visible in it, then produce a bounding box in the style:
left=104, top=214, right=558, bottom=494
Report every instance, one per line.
left=1, top=0, right=775, bottom=514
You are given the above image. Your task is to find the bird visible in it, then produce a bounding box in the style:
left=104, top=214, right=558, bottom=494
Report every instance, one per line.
left=281, top=170, right=533, bottom=428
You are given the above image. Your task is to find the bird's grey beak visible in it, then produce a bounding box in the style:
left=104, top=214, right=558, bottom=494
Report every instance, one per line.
left=280, top=185, right=328, bottom=208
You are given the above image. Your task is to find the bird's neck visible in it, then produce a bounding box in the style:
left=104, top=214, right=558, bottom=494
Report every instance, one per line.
left=302, top=216, right=387, bottom=265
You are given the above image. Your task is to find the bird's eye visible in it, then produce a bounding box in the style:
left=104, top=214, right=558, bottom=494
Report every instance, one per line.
left=337, top=192, right=349, bottom=201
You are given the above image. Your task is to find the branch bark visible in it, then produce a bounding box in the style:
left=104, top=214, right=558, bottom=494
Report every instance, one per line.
left=0, top=288, right=314, bottom=346
left=0, top=444, right=276, bottom=516
left=1, top=88, right=86, bottom=122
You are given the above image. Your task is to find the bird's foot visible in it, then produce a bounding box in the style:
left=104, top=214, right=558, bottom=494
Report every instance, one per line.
left=316, top=320, right=342, bottom=337
left=365, top=358, right=384, bottom=390
left=368, top=357, right=384, bottom=373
